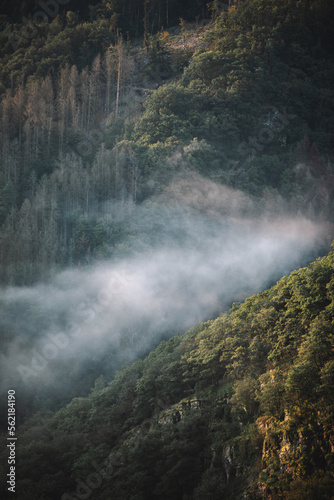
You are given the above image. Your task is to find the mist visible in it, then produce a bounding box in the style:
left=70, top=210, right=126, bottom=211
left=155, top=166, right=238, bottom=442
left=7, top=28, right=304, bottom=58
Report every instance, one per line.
left=0, top=175, right=330, bottom=410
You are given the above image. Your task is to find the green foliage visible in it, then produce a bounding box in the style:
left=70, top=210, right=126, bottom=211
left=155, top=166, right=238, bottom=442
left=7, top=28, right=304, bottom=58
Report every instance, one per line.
left=1, top=0, right=334, bottom=284
left=1, top=0, right=334, bottom=498
left=135, top=82, right=239, bottom=149
left=1, top=246, right=334, bottom=498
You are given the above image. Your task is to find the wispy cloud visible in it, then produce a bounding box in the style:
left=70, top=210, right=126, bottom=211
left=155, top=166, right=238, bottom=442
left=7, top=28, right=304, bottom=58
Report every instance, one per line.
left=0, top=175, right=329, bottom=399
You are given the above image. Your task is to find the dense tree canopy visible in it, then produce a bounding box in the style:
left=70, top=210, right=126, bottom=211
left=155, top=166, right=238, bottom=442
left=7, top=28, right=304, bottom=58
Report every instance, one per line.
left=0, top=1, right=334, bottom=498
left=1, top=246, right=334, bottom=498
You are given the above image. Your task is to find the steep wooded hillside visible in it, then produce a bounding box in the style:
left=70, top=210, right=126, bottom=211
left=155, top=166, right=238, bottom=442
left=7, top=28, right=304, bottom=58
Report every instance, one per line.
left=0, top=0, right=333, bottom=286
left=1, top=247, right=334, bottom=499
left=0, top=1, right=334, bottom=499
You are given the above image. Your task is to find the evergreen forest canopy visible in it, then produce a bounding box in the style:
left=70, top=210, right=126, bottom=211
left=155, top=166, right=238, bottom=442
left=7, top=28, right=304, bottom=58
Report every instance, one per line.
left=2, top=245, right=334, bottom=499
left=0, top=0, right=334, bottom=285
left=0, top=0, right=334, bottom=498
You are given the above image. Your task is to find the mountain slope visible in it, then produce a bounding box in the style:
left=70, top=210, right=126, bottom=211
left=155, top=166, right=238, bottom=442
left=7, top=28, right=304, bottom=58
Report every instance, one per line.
left=1, top=248, right=334, bottom=499
left=0, top=2, right=334, bottom=499
left=1, top=0, right=334, bottom=287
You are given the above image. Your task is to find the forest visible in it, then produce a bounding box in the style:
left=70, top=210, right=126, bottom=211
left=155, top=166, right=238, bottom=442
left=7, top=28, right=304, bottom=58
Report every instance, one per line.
left=0, top=0, right=334, bottom=498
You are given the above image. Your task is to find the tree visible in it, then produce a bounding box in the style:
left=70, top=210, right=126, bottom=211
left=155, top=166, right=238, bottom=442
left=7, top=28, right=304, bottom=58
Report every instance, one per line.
left=0, top=180, right=17, bottom=223
left=57, top=64, right=71, bottom=155
left=68, top=64, right=80, bottom=129
left=103, top=51, right=115, bottom=114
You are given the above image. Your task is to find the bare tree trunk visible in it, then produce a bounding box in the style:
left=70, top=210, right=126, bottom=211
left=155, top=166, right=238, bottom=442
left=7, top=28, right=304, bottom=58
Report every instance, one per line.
left=69, top=65, right=79, bottom=129
left=115, top=37, right=122, bottom=118
left=104, top=52, right=114, bottom=114
left=144, top=0, right=149, bottom=50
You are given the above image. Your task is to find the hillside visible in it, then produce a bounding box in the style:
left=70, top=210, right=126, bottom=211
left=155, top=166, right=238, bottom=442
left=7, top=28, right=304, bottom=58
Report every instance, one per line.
left=0, top=0, right=334, bottom=285
left=0, top=0, right=334, bottom=499
left=1, top=248, right=334, bottom=498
